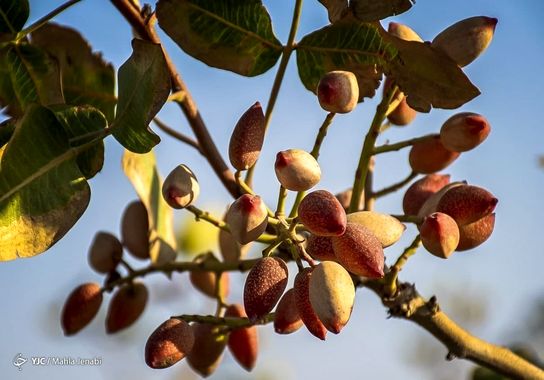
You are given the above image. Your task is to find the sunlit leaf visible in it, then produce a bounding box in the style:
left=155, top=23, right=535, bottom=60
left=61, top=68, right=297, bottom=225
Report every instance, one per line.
left=383, top=32, right=480, bottom=111
left=50, top=105, right=107, bottom=179
left=0, top=0, right=29, bottom=35
left=122, top=150, right=177, bottom=265
left=350, top=0, right=414, bottom=22
left=297, top=20, right=396, bottom=100
left=0, top=43, right=64, bottom=116
left=296, top=20, right=480, bottom=110
left=113, top=39, right=170, bottom=154
left=156, top=0, right=283, bottom=76
left=0, top=105, right=90, bottom=261
left=31, top=23, right=116, bottom=122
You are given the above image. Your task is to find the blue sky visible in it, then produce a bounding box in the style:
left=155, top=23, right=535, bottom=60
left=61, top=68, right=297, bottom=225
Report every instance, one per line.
left=1, top=1, right=543, bottom=379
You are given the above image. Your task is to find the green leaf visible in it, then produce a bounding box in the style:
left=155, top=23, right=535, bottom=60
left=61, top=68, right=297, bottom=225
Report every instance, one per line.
left=31, top=23, right=116, bottom=122
left=0, top=0, right=29, bottom=34
left=350, top=0, right=414, bottom=22
left=50, top=105, right=107, bottom=179
left=0, top=47, right=20, bottom=116
left=122, top=150, right=177, bottom=265
left=156, top=0, right=283, bottom=76
left=1, top=43, right=64, bottom=115
left=384, top=33, right=480, bottom=111
left=317, top=0, right=349, bottom=23
left=113, top=39, right=170, bottom=154
left=296, top=20, right=397, bottom=100
left=0, top=104, right=90, bottom=261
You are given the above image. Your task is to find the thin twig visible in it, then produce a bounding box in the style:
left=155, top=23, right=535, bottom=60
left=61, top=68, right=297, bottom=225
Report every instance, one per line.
left=245, top=0, right=304, bottom=185
left=391, top=214, right=424, bottom=225
left=374, top=133, right=438, bottom=154
left=171, top=313, right=275, bottom=329
left=16, top=0, right=83, bottom=41
left=103, top=257, right=262, bottom=292
left=383, top=235, right=421, bottom=297
left=153, top=118, right=202, bottom=154
left=372, top=171, right=418, bottom=199
left=185, top=205, right=276, bottom=244
left=276, top=186, right=288, bottom=218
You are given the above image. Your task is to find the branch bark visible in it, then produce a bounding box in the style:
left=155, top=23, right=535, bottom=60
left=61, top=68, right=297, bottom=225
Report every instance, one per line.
left=111, top=0, right=240, bottom=198
left=362, top=280, right=544, bottom=380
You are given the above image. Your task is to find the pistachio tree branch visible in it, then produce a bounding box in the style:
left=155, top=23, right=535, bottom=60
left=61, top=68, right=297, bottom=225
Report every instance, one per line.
left=103, top=257, right=262, bottom=292
left=153, top=118, right=202, bottom=154
left=103, top=244, right=543, bottom=378
left=245, top=0, right=304, bottom=185
left=349, top=85, right=398, bottom=212
left=111, top=0, right=239, bottom=198
left=171, top=313, right=275, bottom=329
left=374, top=133, right=438, bottom=154
left=383, top=235, right=421, bottom=297
left=371, top=171, right=418, bottom=199
left=361, top=280, right=544, bottom=379
left=185, top=205, right=276, bottom=243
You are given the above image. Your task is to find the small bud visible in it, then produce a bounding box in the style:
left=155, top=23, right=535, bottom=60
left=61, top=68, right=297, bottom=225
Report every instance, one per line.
left=456, top=213, right=495, bottom=251
left=306, top=234, right=336, bottom=262
left=432, top=16, right=498, bottom=67
left=162, top=164, right=199, bottom=209
left=88, top=231, right=123, bottom=273
left=317, top=71, right=359, bottom=113
left=121, top=200, right=150, bottom=260
left=190, top=254, right=230, bottom=299
left=243, top=257, right=288, bottom=321
left=440, top=112, right=491, bottom=152
left=332, top=223, right=384, bottom=278
left=309, top=261, right=355, bottom=334
left=187, top=323, right=227, bottom=377
left=403, top=174, right=451, bottom=216
left=61, top=283, right=103, bottom=336
left=298, top=190, right=347, bottom=236
left=294, top=268, right=327, bottom=340
left=229, top=102, right=266, bottom=171
left=274, top=288, right=303, bottom=334
left=420, top=212, right=460, bottom=259
left=346, top=211, right=405, bottom=248
left=106, top=282, right=148, bottom=334
left=409, top=135, right=460, bottom=174
left=275, top=149, right=321, bottom=191
left=436, top=185, right=498, bottom=226
left=225, top=304, right=258, bottom=371
left=218, top=228, right=251, bottom=263
left=226, top=194, right=268, bottom=244
left=145, top=318, right=194, bottom=369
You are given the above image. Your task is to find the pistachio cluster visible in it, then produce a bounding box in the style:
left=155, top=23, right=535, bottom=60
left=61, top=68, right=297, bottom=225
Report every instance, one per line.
left=59, top=13, right=502, bottom=379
